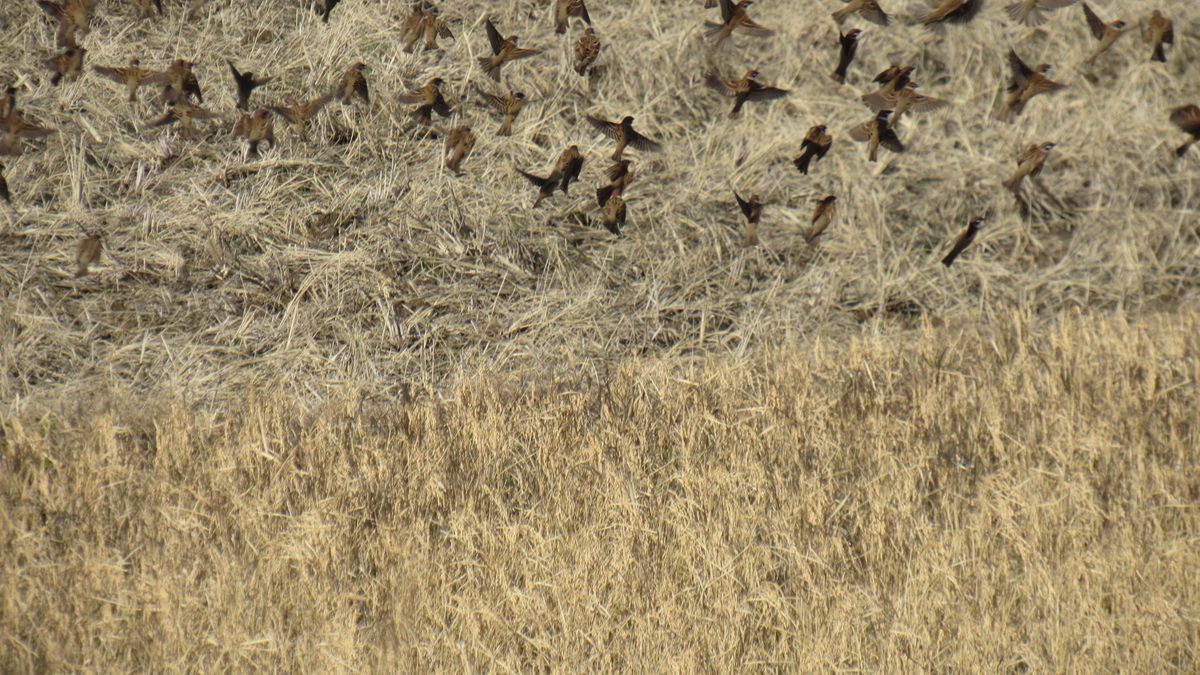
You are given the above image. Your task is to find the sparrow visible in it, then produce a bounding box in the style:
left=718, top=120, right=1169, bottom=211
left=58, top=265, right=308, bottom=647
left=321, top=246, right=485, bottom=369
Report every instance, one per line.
left=397, top=77, right=451, bottom=124
left=586, top=115, right=662, bottom=161
left=734, top=191, right=762, bottom=247
left=37, top=0, right=96, bottom=48
left=421, top=11, right=454, bottom=50
left=555, top=0, right=592, bottom=34
left=794, top=124, right=832, bottom=175
left=267, top=92, right=334, bottom=139
left=600, top=194, right=626, bottom=235
left=705, top=0, right=773, bottom=46
left=870, top=64, right=915, bottom=95
left=228, top=61, right=273, bottom=111
left=518, top=168, right=560, bottom=208
left=832, top=0, right=889, bottom=26
left=596, top=160, right=633, bottom=207
left=518, top=147, right=584, bottom=208
left=997, top=49, right=1065, bottom=123
left=806, top=195, right=837, bottom=245
left=1170, top=104, right=1200, bottom=157
left=575, top=28, right=601, bottom=76
left=862, top=83, right=949, bottom=125
left=0, top=163, right=10, bottom=203
left=233, top=108, right=275, bottom=160
left=479, top=19, right=541, bottom=81
left=46, top=46, right=86, bottom=86
left=153, top=59, right=203, bottom=104
left=942, top=216, right=984, bottom=267
left=831, top=29, right=862, bottom=84
left=1081, top=3, right=1129, bottom=66
left=849, top=110, right=903, bottom=162
left=705, top=69, right=789, bottom=117
left=921, top=0, right=984, bottom=30
left=149, top=99, right=223, bottom=136
left=332, top=62, right=369, bottom=105
left=444, top=125, right=475, bottom=173
left=320, top=0, right=341, bottom=23
left=129, top=0, right=162, bottom=18
left=93, top=57, right=157, bottom=102
left=75, top=233, right=102, bottom=277
left=476, top=86, right=526, bottom=137
left=1145, top=10, right=1174, bottom=63
left=1003, top=141, right=1055, bottom=192
left=1004, top=0, right=1077, bottom=27
left=401, top=8, right=430, bottom=52
left=1, top=104, right=55, bottom=156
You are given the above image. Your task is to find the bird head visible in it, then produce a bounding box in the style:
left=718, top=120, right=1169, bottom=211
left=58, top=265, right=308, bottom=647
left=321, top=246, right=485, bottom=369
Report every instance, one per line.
left=1034, top=63, right=1052, bottom=74
left=750, top=193, right=761, bottom=203
left=254, top=109, right=270, bottom=119
left=877, top=110, right=893, bottom=120
left=620, top=115, right=635, bottom=125
left=514, top=92, right=526, bottom=100
left=813, top=124, right=827, bottom=133
left=430, top=77, right=445, bottom=87
left=969, top=216, right=986, bottom=227
left=285, top=95, right=299, bottom=106
left=1112, top=20, right=1128, bottom=30
left=1040, top=142, right=1056, bottom=152
left=1151, top=9, right=1163, bottom=18
left=746, top=69, right=760, bottom=79
left=352, top=62, right=368, bottom=71
left=129, top=57, right=140, bottom=66
left=583, top=27, right=595, bottom=36
left=846, top=29, right=863, bottom=39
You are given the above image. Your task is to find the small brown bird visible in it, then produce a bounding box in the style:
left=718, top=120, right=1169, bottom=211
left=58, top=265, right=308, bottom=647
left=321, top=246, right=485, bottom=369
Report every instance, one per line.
left=233, top=108, right=275, bottom=160
left=706, top=69, right=789, bottom=117
left=75, top=233, right=102, bottom=277
left=555, top=0, right=592, bottom=34
left=334, top=62, right=369, bottom=105
left=601, top=194, right=626, bottom=235
left=444, top=125, right=476, bottom=173
left=267, top=93, right=333, bottom=140
left=228, top=62, right=273, bottom=111
left=586, top=115, right=662, bottom=161
left=831, top=29, right=862, bottom=84
left=421, top=11, right=454, bottom=50
left=0, top=163, right=10, bottom=204
left=1003, top=141, right=1055, bottom=192
left=575, top=28, right=601, bottom=76
left=476, top=86, right=526, bottom=137
left=1170, top=105, right=1200, bottom=157
left=942, top=216, right=985, bottom=267
left=596, top=160, right=633, bottom=207
left=149, top=99, right=222, bottom=136
left=129, top=0, right=162, bottom=18
left=794, top=124, right=832, bottom=175
left=1, top=104, right=55, bottom=156
left=518, top=145, right=585, bottom=206
left=863, top=83, right=949, bottom=125
left=153, top=59, right=203, bottom=104
left=806, top=195, right=838, bottom=245
left=319, top=0, right=341, bottom=23
left=521, top=166, right=561, bottom=207
left=397, top=77, right=451, bottom=124
left=1081, top=3, right=1129, bottom=66
left=705, top=0, right=773, bottom=46
left=997, top=50, right=1065, bottom=123
left=1004, top=0, right=1077, bottom=27
left=46, top=45, right=86, bottom=86
left=401, top=8, right=430, bottom=52
left=93, top=57, right=158, bottom=103
left=832, top=0, right=890, bottom=26
left=921, top=0, right=984, bottom=30
left=1145, top=10, right=1174, bottom=63
left=870, top=65, right=915, bottom=95
left=734, top=191, right=763, bottom=246
left=849, top=111, right=903, bottom=162
left=479, top=19, right=541, bottom=81
left=37, top=0, right=96, bottom=48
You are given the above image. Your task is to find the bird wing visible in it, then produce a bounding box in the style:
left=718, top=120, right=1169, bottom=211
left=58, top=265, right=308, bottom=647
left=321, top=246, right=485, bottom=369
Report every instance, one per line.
left=1030, top=73, right=1066, bottom=95
left=354, top=76, right=369, bottom=102
left=745, top=84, right=788, bottom=101
left=1163, top=21, right=1175, bottom=44
left=517, top=168, right=556, bottom=189
left=879, top=127, right=905, bottom=152
left=946, top=0, right=984, bottom=23
left=484, top=19, right=503, bottom=54
left=587, top=116, right=621, bottom=141
left=396, top=89, right=425, bottom=104
left=907, top=92, right=950, bottom=112
left=1007, top=49, right=1033, bottom=88
left=1082, top=2, right=1105, bottom=40
left=606, top=162, right=628, bottom=181
left=303, top=92, right=334, bottom=115
left=704, top=74, right=736, bottom=96
left=862, top=90, right=899, bottom=111
left=432, top=93, right=451, bottom=117
left=735, top=16, right=773, bottom=35
left=848, top=121, right=872, bottom=142
left=1171, top=105, right=1200, bottom=134
left=1040, top=0, right=1077, bottom=7
left=578, top=1, right=592, bottom=24
left=861, top=1, right=889, bottom=26
left=475, top=87, right=507, bottom=111
left=92, top=65, right=128, bottom=83
left=734, top=192, right=753, bottom=219
left=719, top=0, right=735, bottom=23
left=626, top=127, right=662, bottom=152
left=506, top=47, right=541, bottom=61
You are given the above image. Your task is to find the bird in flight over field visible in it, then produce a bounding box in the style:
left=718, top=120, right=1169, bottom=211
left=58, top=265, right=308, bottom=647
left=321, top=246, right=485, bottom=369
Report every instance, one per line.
left=942, top=216, right=984, bottom=266
left=398, top=77, right=452, bottom=124
left=705, top=0, right=773, bottom=46
left=93, top=58, right=157, bottom=103
left=334, top=62, right=369, bottom=105
left=734, top=191, right=763, bottom=246
left=1003, top=141, right=1056, bottom=192
left=476, top=86, right=526, bottom=137
left=233, top=108, right=275, bottom=160
left=996, top=50, right=1065, bottom=123
left=479, top=19, right=541, bottom=81
left=1004, top=0, right=1077, bottom=27
left=228, top=62, right=273, bottom=111
left=705, top=69, right=789, bottom=117
left=1081, top=3, right=1130, bottom=66
left=794, top=124, right=832, bottom=175
left=831, top=28, right=861, bottom=84
left=575, top=28, right=601, bottom=75
left=921, top=0, right=984, bottom=30
left=445, top=125, right=476, bottom=173
left=555, top=0, right=592, bottom=34
left=806, top=195, right=838, bottom=245
left=37, top=0, right=96, bottom=48
left=75, top=233, right=102, bottom=277
left=863, top=82, right=949, bottom=125
left=601, top=194, right=626, bottom=235
left=1170, top=105, right=1200, bottom=157
left=833, top=0, right=889, bottom=26
left=587, top=115, right=662, bottom=161
left=46, top=45, right=86, bottom=86
left=849, top=111, right=903, bottom=162
left=597, top=160, right=634, bottom=207
left=268, top=92, right=333, bottom=140
left=1145, top=10, right=1174, bottom=63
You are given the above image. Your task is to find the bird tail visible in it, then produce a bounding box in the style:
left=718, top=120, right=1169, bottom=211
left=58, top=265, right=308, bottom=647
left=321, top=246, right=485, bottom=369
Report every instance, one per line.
left=496, top=119, right=512, bottom=136
left=703, top=21, right=722, bottom=37
left=868, top=144, right=878, bottom=163
left=1177, top=140, right=1194, bottom=158
left=50, top=72, right=63, bottom=87
left=477, top=56, right=500, bottom=80
left=1002, top=174, right=1021, bottom=192
left=1152, top=43, right=1166, bottom=63
left=246, top=141, right=260, bottom=161
left=941, top=250, right=959, bottom=267
left=1004, top=3, right=1043, bottom=27
left=597, top=185, right=614, bottom=207
left=575, top=62, right=586, bottom=75
left=794, top=151, right=813, bottom=175
left=830, top=71, right=845, bottom=84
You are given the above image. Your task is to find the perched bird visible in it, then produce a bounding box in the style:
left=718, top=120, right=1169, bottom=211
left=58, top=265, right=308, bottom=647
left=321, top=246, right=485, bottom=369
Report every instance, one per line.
left=479, top=19, right=541, bottom=81
left=334, top=62, right=369, bottom=105
left=37, top=0, right=96, bottom=48
left=1003, top=141, right=1055, bottom=192
left=734, top=191, right=763, bottom=246
left=555, top=0, right=592, bottom=34
left=75, top=233, right=102, bottom=278
left=794, top=124, right=832, bottom=175
left=705, top=0, right=773, bottom=46
left=444, top=125, right=476, bottom=173
left=586, top=115, right=662, bottom=161
left=397, top=77, right=451, bottom=124
left=153, top=59, right=203, bottom=104
left=1081, top=3, right=1129, bottom=66
left=601, top=194, right=626, bottom=235
left=129, top=0, right=162, bottom=18
left=706, top=69, right=789, bottom=117
left=806, top=195, right=838, bottom=245
left=93, top=58, right=157, bottom=103
left=0, top=163, right=10, bottom=203
left=832, top=0, right=889, bottom=26
left=46, top=46, right=86, bottom=86
left=1145, top=10, right=1174, bottom=63
left=942, top=216, right=985, bottom=267
left=267, top=92, right=333, bottom=139
left=1004, top=0, right=1077, bottom=27
left=476, top=86, right=527, bottom=137
left=149, top=99, right=222, bottom=136
left=575, top=28, right=601, bottom=76
left=849, top=110, right=903, bottom=162
left=228, top=62, right=273, bottom=111
left=862, top=83, right=949, bottom=125
left=997, top=49, right=1065, bottom=123
left=831, top=29, right=862, bottom=84
left=1, top=105, right=55, bottom=156
left=320, top=0, right=341, bottom=23
left=596, top=160, right=633, bottom=207
left=921, top=0, right=984, bottom=30
left=1170, top=104, right=1200, bottom=157
left=233, top=109, right=275, bottom=160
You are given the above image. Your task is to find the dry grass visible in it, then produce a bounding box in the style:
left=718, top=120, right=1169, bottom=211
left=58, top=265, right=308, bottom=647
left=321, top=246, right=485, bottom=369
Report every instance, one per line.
left=3, top=309, right=1199, bottom=670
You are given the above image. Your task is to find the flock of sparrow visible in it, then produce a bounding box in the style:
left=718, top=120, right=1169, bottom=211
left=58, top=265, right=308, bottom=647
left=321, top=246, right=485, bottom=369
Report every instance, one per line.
left=3, top=0, right=1199, bottom=278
